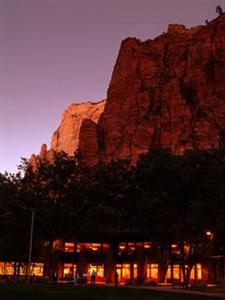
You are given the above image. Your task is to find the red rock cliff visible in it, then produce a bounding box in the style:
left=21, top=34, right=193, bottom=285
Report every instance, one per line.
left=32, top=15, right=225, bottom=166
left=30, top=100, right=105, bottom=168
left=79, top=15, right=225, bottom=164
left=51, top=100, right=105, bottom=156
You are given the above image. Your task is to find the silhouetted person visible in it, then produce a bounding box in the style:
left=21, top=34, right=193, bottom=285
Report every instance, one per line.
left=114, top=271, right=119, bottom=287
left=90, top=270, right=96, bottom=286
left=205, top=19, right=209, bottom=24
left=53, top=271, right=58, bottom=283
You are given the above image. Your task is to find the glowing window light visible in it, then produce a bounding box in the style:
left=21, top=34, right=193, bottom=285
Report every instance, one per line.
left=171, top=244, right=180, bottom=255
left=190, top=266, right=195, bottom=280
left=88, top=264, right=104, bottom=279
left=190, top=264, right=202, bottom=280
left=128, top=242, right=136, bottom=252
left=133, top=264, right=138, bottom=279
left=5, top=262, right=14, bottom=275
left=65, top=242, right=74, bottom=252
left=122, top=264, right=131, bottom=280
left=166, top=265, right=172, bottom=279
left=63, top=264, right=72, bottom=277
left=19, top=264, right=26, bottom=276
left=146, top=263, right=158, bottom=280
left=31, top=263, right=44, bottom=277
left=116, top=264, right=131, bottom=281
left=144, top=242, right=151, bottom=249
left=76, top=243, right=81, bottom=252
left=197, top=264, right=202, bottom=280
left=90, top=243, right=101, bottom=251
left=166, top=264, right=181, bottom=280
left=119, top=243, right=126, bottom=250
left=0, top=262, right=5, bottom=275
left=173, top=265, right=181, bottom=280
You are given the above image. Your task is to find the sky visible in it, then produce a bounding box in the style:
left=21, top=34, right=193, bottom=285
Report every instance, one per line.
left=0, top=0, right=224, bottom=174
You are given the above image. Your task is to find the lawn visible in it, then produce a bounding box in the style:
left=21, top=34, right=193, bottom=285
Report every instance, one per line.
left=0, top=284, right=224, bottom=300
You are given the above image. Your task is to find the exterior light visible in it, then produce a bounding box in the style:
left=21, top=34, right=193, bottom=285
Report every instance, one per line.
left=206, top=231, right=214, bottom=239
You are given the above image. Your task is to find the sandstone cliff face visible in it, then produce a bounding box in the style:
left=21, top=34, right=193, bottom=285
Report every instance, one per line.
left=80, top=15, right=225, bottom=164
left=30, top=144, right=56, bottom=171
left=51, top=100, right=105, bottom=156
left=30, top=100, right=105, bottom=168
left=32, top=15, right=225, bottom=166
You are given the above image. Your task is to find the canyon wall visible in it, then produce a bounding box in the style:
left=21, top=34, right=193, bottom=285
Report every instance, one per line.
left=32, top=14, right=225, bottom=166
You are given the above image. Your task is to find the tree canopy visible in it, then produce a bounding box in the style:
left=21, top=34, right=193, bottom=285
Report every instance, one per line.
left=1, top=148, right=225, bottom=280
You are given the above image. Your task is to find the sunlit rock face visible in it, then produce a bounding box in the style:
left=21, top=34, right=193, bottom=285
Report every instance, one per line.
left=88, top=15, right=225, bottom=164
left=51, top=100, right=106, bottom=156
left=32, top=15, right=225, bottom=167
left=29, top=100, right=105, bottom=169
left=30, top=144, right=56, bottom=171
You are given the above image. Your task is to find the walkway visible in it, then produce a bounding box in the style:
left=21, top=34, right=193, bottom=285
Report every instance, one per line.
left=125, top=285, right=225, bottom=299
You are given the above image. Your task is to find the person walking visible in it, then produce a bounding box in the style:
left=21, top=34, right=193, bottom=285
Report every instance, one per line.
left=91, top=270, right=96, bottom=286
left=114, top=271, right=119, bottom=287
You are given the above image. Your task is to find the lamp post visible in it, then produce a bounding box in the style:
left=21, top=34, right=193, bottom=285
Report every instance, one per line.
left=27, top=208, right=35, bottom=284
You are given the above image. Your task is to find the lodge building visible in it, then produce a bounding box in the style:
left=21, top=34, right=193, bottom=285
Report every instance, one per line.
left=55, top=240, right=204, bottom=284
left=2, top=235, right=223, bottom=284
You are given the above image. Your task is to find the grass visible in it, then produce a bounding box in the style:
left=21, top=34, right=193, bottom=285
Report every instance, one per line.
left=0, top=283, right=224, bottom=300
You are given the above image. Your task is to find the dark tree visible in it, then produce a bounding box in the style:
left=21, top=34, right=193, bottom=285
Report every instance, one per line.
left=216, top=5, right=223, bottom=16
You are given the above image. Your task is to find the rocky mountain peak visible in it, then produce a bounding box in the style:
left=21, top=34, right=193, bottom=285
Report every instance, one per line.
left=31, top=14, right=225, bottom=167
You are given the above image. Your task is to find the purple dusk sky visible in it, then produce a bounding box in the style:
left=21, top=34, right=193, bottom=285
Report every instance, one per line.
left=0, top=0, right=223, bottom=173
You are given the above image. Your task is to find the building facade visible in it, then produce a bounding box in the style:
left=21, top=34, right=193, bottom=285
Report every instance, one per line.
left=1, top=238, right=224, bottom=284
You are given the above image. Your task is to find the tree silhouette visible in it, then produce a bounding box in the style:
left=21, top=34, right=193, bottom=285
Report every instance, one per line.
left=216, top=5, right=223, bottom=16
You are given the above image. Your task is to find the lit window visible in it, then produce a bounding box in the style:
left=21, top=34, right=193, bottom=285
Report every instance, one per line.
left=167, top=265, right=172, bottom=279
left=166, top=265, right=182, bottom=280
left=53, top=240, right=63, bottom=249
left=88, top=264, right=104, bottom=281
left=119, top=243, right=126, bottom=251
left=122, top=264, right=131, bottom=279
left=190, top=267, right=194, bottom=280
left=75, top=243, right=81, bottom=252
left=146, top=264, right=158, bottom=280
left=31, top=263, right=44, bottom=277
left=90, top=243, right=101, bottom=251
left=63, top=264, right=76, bottom=277
left=171, top=244, right=180, bottom=255
left=19, top=263, right=27, bottom=276
left=144, top=242, right=151, bottom=249
left=128, top=243, right=136, bottom=253
left=65, top=242, right=74, bottom=252
left=116, top=264, right=131, bottom=281
left=173, top=265, right=180, bottom=280
left=197, top=264, right=202, bottom=280
left=133, top=264, right=138, bottom=279
left=5, top=262, right=14, bottom=275
left=0, top=262, right=4, bottom=275
left=184, top=242, right=190, bottom=254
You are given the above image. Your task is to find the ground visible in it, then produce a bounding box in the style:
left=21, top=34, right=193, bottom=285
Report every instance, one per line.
left=0, top=284, right=225, bottom=300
